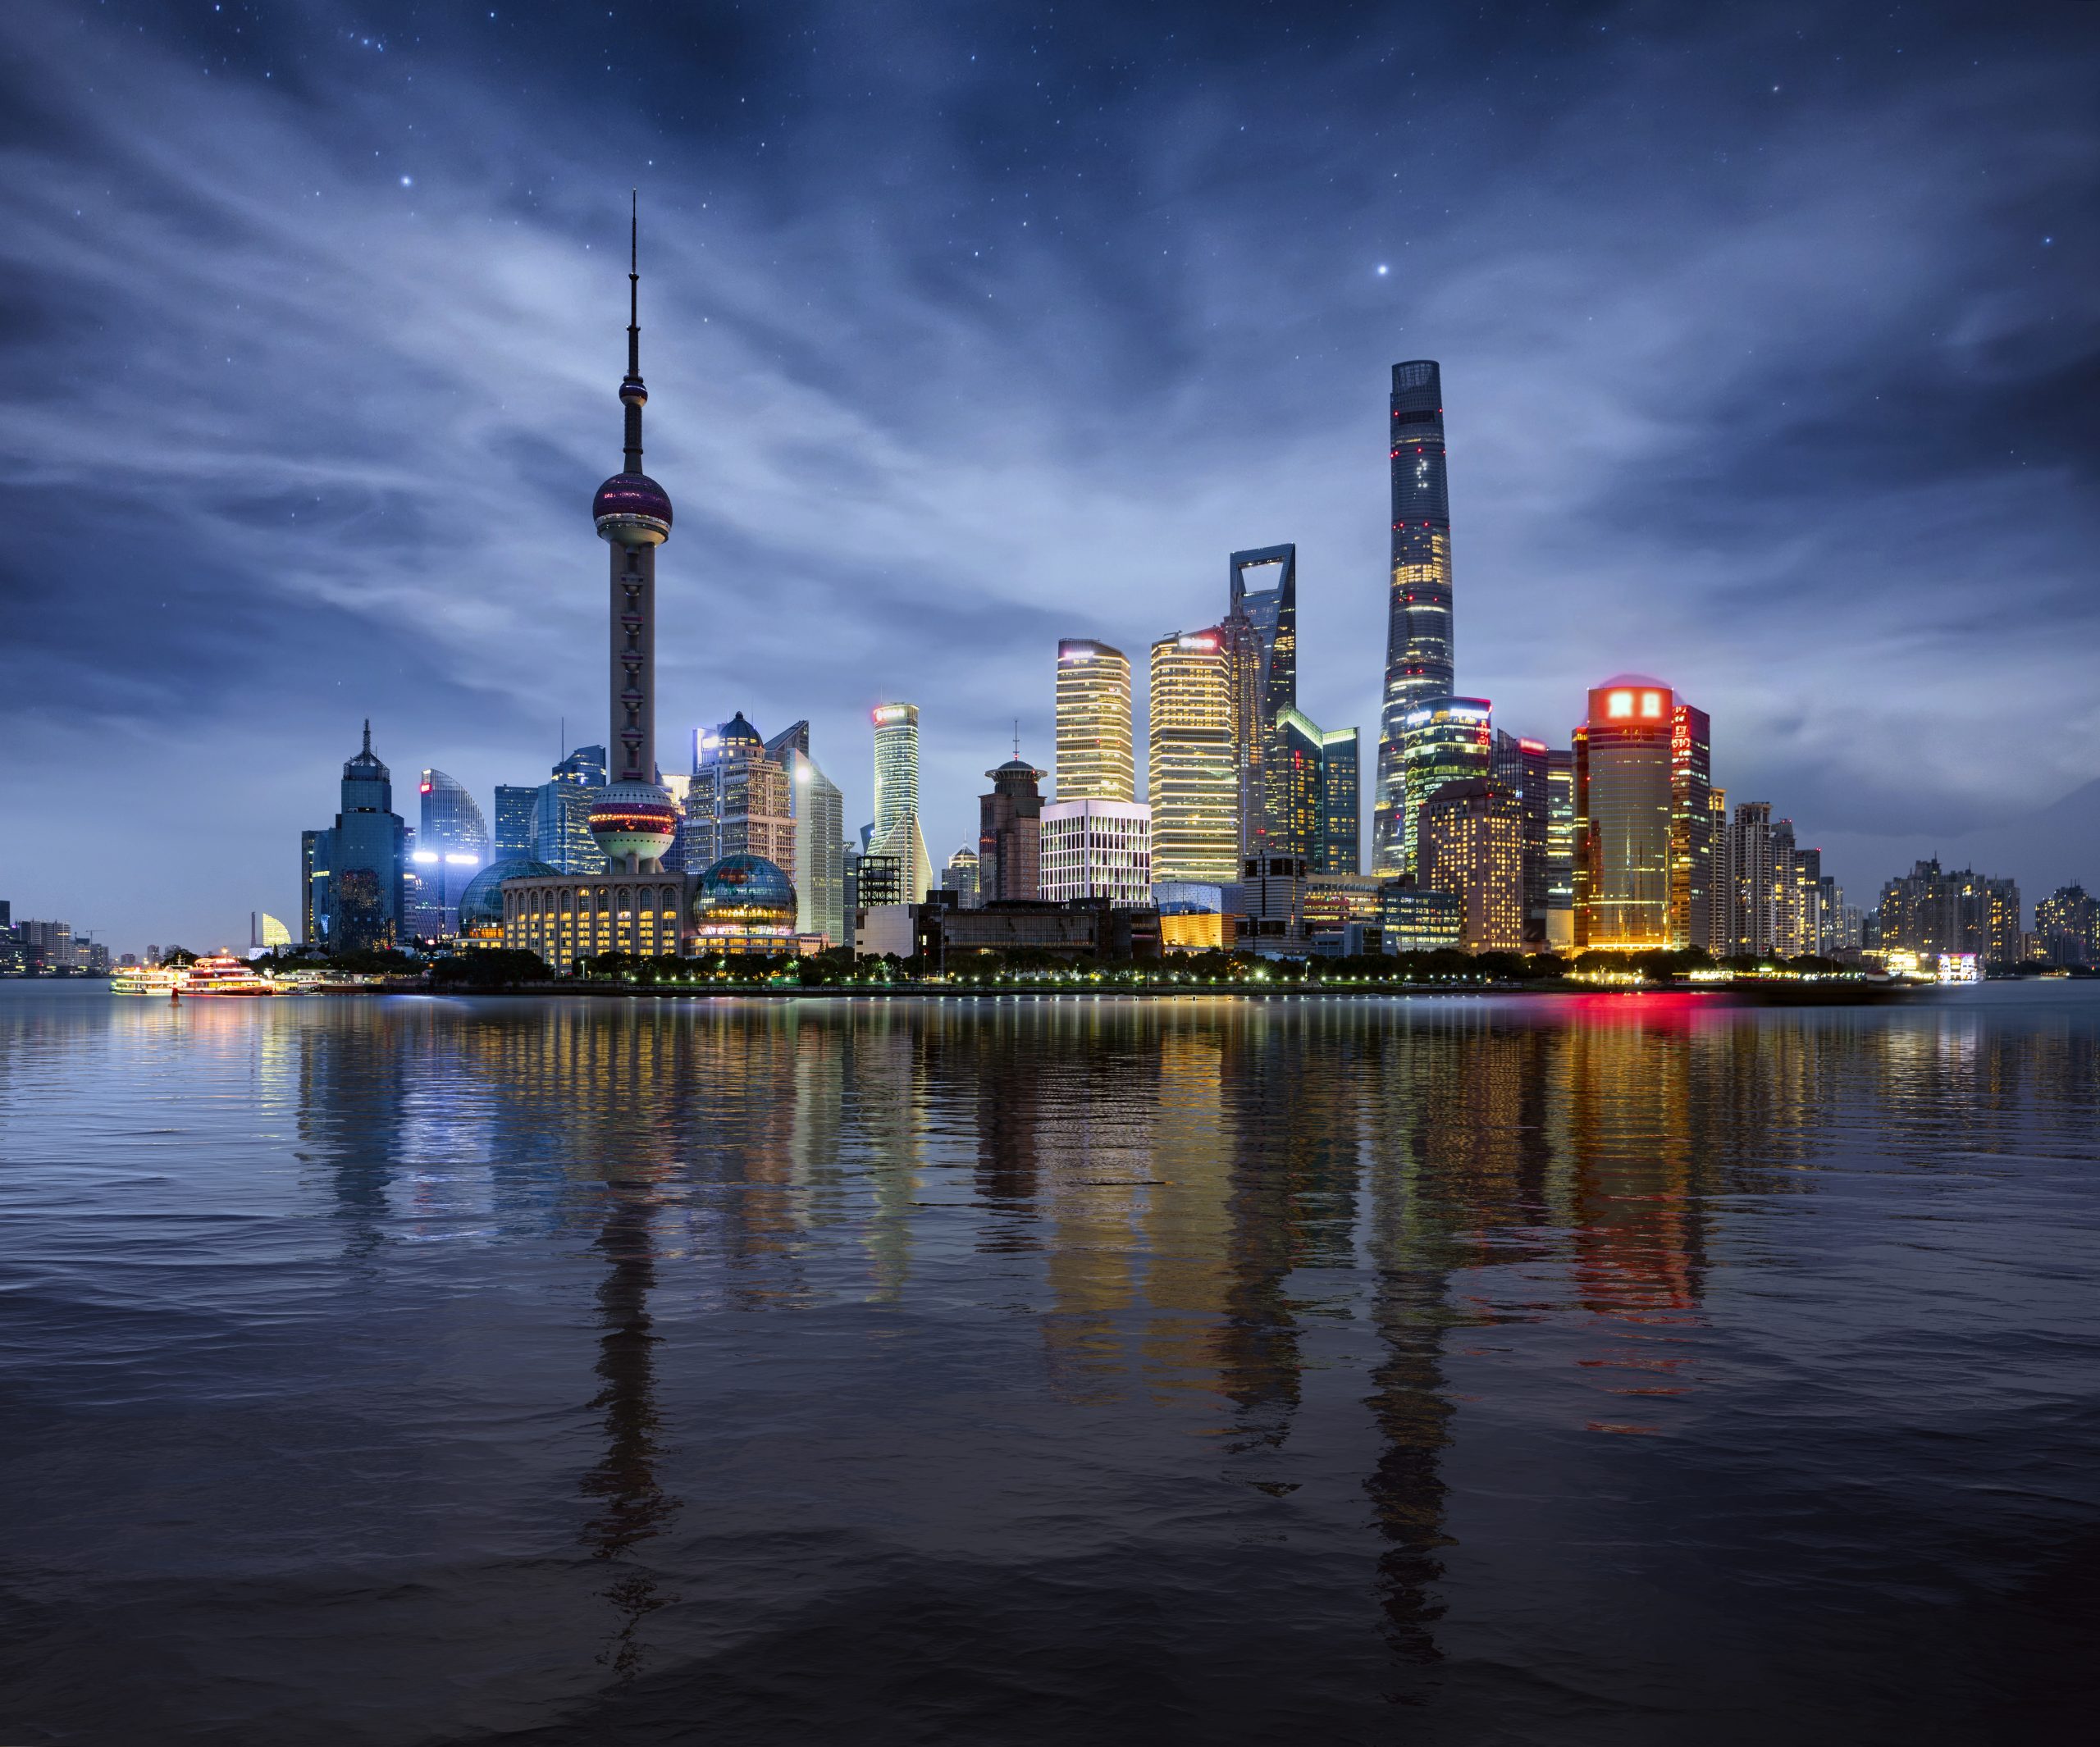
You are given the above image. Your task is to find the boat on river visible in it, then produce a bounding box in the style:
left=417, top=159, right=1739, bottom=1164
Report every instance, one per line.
left=109, top=965, right=186, bottom=997
left=177, top=955, right=288, bottom=997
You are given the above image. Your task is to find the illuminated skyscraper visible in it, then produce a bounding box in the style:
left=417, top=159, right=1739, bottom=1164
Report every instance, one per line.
left=1317, top=727, right=1360, bottom=875
left=1399, top=696, right=1492, bottom=874
left=765, top=721, right=846, bottom=945
left=492, top=785, right=537, bottom=858
left=1491, top=731, right=1553, bottom=945
left=2037, top=885, right=2098, bottom=966
left=872, top=702, right=920, bottom=837
left=1573, top=677, right=1709, bottom=952
left=1273, top=708, right=1324, bottom=860
left=1147, top=628, right=1239, bottom=885
left=413, top=768, right=490, bottom=937
left=531, top=748, right=608, bottom=875
left=1224, top=545, right=1297, bottom=854
left=943, top=845, right=981, bottom=909
left=686, top=713, right=795, bottom=875
left=1545, top=748, right=1576, bottom=946
left=308, top=720, right=408, bottom=951
left=1054, top=640, right=1134, bottom=802
left=869, top=705, right=936, bottom=906
left=1669, top=703, right=1714, bottom=952
left=869, top=702, right=934, bottom=901
left=1723, top=801, right=1778, bottom=956
left=1372, top=360, right=1455, bottom=873
left=1418, top=778, right=1524, bottom=953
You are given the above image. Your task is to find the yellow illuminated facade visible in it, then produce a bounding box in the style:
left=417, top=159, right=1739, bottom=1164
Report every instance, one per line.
left=1148, top=630, right=1239, bottom=885
left=1055, top=639, right=1135, bottom=802
left=1574, top=677, right=1682, bottom=951
left=500, top=873, right=687, bottom=973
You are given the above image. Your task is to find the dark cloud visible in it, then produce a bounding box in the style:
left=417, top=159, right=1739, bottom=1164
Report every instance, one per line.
left=1, top=0, right=2096, bottom=946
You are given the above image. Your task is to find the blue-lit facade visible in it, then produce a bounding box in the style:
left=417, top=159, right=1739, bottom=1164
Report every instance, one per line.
left=307, top=721, right=408, bottom=952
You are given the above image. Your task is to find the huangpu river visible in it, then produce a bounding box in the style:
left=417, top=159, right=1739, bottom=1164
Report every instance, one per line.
left=3, top=980, right=2098, bottom=1744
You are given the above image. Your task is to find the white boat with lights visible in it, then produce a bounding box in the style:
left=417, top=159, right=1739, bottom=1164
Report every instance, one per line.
left=110, top=965, right=185, bottom=997
left=178, top=955, right=287, bottom=997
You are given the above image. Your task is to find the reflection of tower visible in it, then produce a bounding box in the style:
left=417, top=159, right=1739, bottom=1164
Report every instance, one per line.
left=579, top=1177, right=678, bottom=1679
left=587, top=196, right=681, bottom=874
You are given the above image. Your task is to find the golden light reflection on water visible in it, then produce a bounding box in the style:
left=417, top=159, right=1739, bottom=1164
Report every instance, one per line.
left=243, top=990, right=2100, bottom=1676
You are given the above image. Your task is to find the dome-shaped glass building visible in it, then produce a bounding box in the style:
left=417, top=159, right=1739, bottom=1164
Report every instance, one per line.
left=458, top=858, right=559, bottom=940
left=691, top=853, right=798, bottom=954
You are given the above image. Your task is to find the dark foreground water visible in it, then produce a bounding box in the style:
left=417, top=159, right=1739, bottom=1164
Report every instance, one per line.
left=2, top=982, right=2098, bottom=1745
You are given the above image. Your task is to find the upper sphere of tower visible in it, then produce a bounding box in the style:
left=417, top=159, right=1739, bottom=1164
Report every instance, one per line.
left=593, top=472, right=673, bottom=545
left=619, top=376, right=647, bottom=408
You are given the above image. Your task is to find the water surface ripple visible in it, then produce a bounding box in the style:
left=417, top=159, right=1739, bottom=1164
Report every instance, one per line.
left=2, top=983, right=2098, bottom=1744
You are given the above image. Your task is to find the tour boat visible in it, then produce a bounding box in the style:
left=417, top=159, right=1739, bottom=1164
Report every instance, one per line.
left=110, top=965, right=186, bottom=997
left=178, top=955, right=287, bottom=997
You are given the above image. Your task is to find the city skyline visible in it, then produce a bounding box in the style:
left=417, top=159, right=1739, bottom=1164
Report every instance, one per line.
left=2, top=2, right=2097, bottom=949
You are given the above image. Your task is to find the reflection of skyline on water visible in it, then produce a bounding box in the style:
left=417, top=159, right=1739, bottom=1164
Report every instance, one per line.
left=256, top=990, right=2100, bottom=1681
left=11, top=983, right=2081, bottom=1734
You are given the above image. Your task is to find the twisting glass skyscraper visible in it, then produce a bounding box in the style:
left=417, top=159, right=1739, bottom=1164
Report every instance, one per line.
left=1372, top=360, right=1454, bottom=874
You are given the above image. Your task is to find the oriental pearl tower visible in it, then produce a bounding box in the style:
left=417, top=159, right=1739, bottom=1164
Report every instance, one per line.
left=586, top=194, right=681, bottom=873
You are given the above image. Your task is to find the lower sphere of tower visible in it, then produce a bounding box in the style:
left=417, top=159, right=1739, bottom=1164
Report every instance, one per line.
left=588, top=780, right=679, bottom=865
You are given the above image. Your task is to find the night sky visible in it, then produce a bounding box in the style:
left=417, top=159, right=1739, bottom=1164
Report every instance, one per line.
left=2, top=0, right=2095, bottom=951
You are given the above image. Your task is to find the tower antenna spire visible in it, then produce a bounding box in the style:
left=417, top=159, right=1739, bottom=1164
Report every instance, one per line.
left=619, top=188, right=646, bottom=474
left=363, top=718, right=372, bottom=755
left=627, top=188, right=640, bottom=381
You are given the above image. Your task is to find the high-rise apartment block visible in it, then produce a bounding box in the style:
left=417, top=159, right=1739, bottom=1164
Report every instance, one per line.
left=1418, top=777, right=1524, bottom=953
left=1041, top=800, right=1153, bottom=906
left=686, top=713, right=796, bottom=876
left=1373, top=360, right=1455, bottom=874
left=1054, top=640, right=1134, bottom=801
left=1877, top=860, right=2022, bottom=964
left=1147, top=629, right=1239, bottom=884
left=2037, top=885, right=2098, bottom=966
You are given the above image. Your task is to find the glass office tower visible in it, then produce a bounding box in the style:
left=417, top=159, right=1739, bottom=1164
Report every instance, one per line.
left=1148, top=628, right=1239, bottom=884
left=1579, top=680, right=1688, bottom=957
left=1317, top=726, right=1360, bottom=875
left=1372, top=360, right=1454, bottom=874
left=1399, top=696, right=1492, bottom=875
left=1054, top=639, right=1135, bottom=801
left=1225, top=545, right=1297, bottom=855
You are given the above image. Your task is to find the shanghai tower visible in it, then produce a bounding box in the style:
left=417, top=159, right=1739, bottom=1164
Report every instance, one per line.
left=1371, top=359, right=1454, bottom=874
